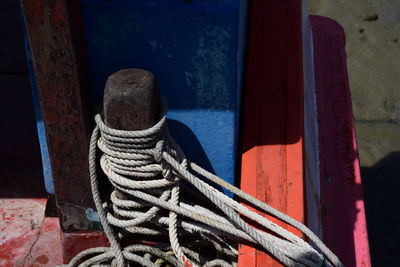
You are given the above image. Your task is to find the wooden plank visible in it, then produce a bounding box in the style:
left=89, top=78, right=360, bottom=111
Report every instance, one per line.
left=311, top=15, right=371, bottom=267
left=238, top=0, right=304, bottom=266
left=20, top=0, right=94, bottom=231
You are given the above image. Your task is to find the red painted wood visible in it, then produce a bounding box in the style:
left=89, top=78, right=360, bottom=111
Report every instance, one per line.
left=61, top=231, right=109, bottom=263
left=20, top=0, right=94, bottom=231
left=0, top=199, right=63, bottom=267
left=311, top=15, right=371, bottom=267
left=238, top=1, right=304, bottom=266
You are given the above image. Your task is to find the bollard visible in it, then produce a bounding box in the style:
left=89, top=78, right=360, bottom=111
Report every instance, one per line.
left=103, top=69, right=160, bottom=131
left=103, top=68, right=161, bottom=211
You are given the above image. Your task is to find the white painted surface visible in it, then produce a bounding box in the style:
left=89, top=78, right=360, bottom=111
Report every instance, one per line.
left=302, top=0, right=323, bottom=239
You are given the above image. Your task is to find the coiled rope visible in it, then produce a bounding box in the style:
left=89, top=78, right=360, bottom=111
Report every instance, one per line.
left=58, top=99, right=344, bottom=267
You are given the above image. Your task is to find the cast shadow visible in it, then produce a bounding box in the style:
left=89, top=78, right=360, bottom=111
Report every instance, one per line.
left=0, top=73, right=46, bottom=198
left=310, top=15, right=369, bottom=267
left=0, top=0, right=46, bottom=198
left=361, top=152, right=400, bottom=267
left=167, top=119, right=215, bottom=174
left=167, top=119, right=224, bottom=193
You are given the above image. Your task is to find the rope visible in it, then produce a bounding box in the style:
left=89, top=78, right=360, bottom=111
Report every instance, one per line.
left=57, top=99, right=344, bottom=267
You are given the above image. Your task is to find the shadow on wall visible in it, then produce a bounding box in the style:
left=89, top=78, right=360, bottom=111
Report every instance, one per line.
left=361, top=152, right=400, bottom=267
left=0, top=0, right=46, bottom=198
left=311, top=15, right=370, bottom=267
left=311, top=13, right=398, bottom=267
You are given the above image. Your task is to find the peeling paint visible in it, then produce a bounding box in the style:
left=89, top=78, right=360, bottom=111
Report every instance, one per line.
left=0, top=199, right=62, bottom=266
left=85, top=208, right=100, bottom=222
left=190, top=26, right=232, bottom=110
left=149, top=40, right=158, bottom=50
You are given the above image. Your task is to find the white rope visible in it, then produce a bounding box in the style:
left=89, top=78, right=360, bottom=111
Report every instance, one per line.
left=58, top=99, right=344, bottom=267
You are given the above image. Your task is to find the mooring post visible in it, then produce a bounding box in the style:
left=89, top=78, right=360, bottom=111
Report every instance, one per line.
left=103, top=69, right=160, bottom=131
left=103, top=68, right=161, bottom=208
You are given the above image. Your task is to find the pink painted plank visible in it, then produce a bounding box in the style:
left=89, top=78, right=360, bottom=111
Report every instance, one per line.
left=311, top=15, right=371, bottom=267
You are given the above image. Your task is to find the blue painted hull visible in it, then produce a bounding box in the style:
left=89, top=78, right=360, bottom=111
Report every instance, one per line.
left=27, top=0, right=248, bottom=195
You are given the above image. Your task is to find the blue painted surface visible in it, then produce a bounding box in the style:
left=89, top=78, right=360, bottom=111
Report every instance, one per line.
left=81, top=0, right=248, bottom=195
left=20, top=9, right=55, bottom=194
left=24, top=0, right=248, bottom=195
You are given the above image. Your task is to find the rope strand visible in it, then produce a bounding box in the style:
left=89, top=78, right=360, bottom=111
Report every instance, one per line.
left=58, top=99, right=344, bottom=267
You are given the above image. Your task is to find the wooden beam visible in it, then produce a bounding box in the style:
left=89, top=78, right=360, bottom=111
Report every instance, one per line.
left=20, top=0, right=94, bottom=231
left=238, top=0, right=304, bottom=266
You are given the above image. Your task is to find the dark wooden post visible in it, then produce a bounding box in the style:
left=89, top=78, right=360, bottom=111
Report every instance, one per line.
left=21, top=0, right=94, bottom=231
left=103, top=68, right=161, bottom=210
left=103, top=69, right=160, bottom=131
left=61, top=69, right=161, bottom=262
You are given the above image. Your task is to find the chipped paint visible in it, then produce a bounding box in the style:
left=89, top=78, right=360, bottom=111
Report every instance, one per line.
left=78, top=0, right=248, bottom=197
left=0, top=199, right=62, bottom=266
left=149, top=40, right=158, bottom=50
left=91, top=15, right=113, bottom=58
left=190, top=25, right=232, bottom=110
left=85, top=208, right=100, bottom=222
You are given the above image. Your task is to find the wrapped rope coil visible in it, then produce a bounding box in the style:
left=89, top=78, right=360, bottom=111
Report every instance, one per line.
left=58, top=99, right=343, bottom=267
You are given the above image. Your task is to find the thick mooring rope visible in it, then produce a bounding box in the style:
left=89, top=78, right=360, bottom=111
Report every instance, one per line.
left=58, top=100, right=344, bottom=267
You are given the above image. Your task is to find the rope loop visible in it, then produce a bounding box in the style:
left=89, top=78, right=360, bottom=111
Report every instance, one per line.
left=59, top=98, right=344, bottom=267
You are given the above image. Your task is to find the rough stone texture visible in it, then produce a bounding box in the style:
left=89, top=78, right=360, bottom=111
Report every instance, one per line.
left=355, top=121, right=400, bottom=167
left=309, top=0, right=400, bottom=121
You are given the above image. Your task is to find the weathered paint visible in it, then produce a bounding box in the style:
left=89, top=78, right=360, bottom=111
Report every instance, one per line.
left=0, top=200, right=106, bottom=265
left=238, top=0, right=305, bottom=266
left=80, top=0, right=249, bottom=194
left=20, top=0, right=95, bottom=230
left=21, top=0, right=248, bottom=233
left=20, top=18, right=54, bottom=194
left=311, top=15, right=371, bottom=267
left=61, top=231, right=109, bottom=263
left=0, top=199, right=63, bottom=267
left=85, top=208, right=100, bottom=223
